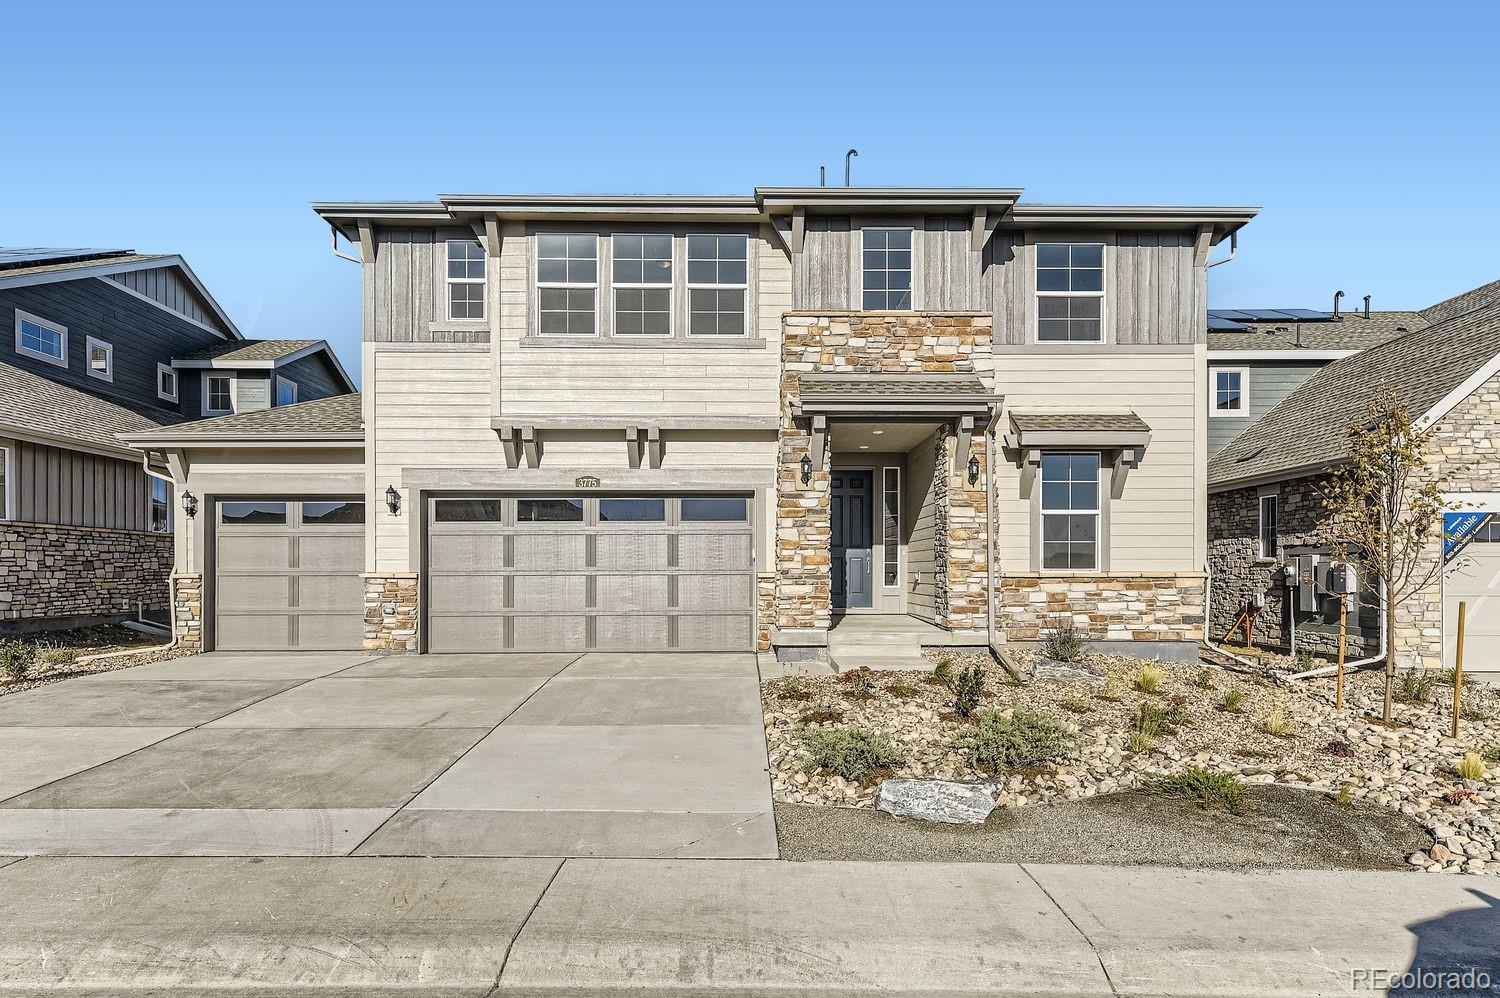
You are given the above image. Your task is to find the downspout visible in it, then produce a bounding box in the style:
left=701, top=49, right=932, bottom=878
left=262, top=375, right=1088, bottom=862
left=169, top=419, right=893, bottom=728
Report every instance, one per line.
left=1202, top=561, right=1260, bottom=669
left=1206, top=230, right=1238, bottom=268
left=330, top=223, right=362, bottom=264
left=136, top=449, right=182, bottom=654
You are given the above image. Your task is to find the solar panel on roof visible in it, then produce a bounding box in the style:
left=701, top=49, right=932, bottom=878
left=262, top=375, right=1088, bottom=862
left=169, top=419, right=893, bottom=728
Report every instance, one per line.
left=1207, top=315, right=1250, bottom=331
left=1207, top=307, right=1337, bottom=324
left=0, top=248, right=132, bottom=272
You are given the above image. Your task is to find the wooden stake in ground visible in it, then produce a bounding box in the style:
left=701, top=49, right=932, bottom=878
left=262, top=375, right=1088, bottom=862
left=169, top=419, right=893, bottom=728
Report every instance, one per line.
left=1336, top=599, right=1347, bottom=711
left=1453, top=599, right=1466, bottom=739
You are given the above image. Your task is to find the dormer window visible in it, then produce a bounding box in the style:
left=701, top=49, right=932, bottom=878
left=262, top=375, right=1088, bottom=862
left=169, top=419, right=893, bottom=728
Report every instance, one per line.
left=157, top=363, right=178, bottom=402
left=205, top=373, right=233, bottom=414
left=1037, top=243, right=1105, bottom=342
left=446, top=239, right=486, bottom=320
left=861, top=227, right=913, bottom=310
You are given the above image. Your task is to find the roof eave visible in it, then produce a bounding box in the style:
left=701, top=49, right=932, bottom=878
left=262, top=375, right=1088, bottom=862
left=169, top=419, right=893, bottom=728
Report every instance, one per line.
left=1207, top=457, right=1346, bottom=494
left=118, top=431, right=365, bottom=448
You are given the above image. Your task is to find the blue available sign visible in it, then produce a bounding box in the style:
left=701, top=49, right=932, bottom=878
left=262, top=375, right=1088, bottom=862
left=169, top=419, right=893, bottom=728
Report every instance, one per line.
left=1444, top=511, right=1494, bottom=563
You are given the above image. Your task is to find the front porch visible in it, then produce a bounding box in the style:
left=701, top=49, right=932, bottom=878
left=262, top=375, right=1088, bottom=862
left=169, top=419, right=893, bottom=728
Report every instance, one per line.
left=827, top=612, right=988, bottom=670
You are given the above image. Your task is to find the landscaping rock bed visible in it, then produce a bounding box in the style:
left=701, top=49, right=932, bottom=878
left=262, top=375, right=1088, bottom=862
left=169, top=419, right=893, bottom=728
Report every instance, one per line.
left=0, top=624, right=186, bottom=698
left=763, top=650, right=1500, bottom=874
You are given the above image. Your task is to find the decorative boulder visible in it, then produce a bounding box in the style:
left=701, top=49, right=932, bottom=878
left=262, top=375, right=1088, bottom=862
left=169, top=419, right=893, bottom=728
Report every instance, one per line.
left=876, top=779, right=999, bottom=824
left=1031, top=657, right=1105, bottom=685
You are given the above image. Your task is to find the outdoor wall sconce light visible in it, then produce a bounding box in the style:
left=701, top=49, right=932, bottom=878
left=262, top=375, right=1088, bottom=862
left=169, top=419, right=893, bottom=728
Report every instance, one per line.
left=968, top=455, right=981, bottom=485
left=180, top=491, right=198, bottom=519
left=799, top=453, right=813, bottom=485
left=384, top=485, right=402, bottom=516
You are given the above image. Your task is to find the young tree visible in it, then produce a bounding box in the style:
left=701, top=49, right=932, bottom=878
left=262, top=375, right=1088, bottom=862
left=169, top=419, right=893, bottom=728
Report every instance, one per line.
left=1317, top=388, right=1451, bottom=722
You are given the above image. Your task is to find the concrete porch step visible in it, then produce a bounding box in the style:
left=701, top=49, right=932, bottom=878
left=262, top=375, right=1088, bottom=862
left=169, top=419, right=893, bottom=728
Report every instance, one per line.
left=831, top=654, right=928, bottom=672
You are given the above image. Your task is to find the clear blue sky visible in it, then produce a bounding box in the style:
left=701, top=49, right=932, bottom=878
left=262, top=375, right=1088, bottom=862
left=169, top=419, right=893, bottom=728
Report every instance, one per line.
left=4, top=1, right=1496, bottom=386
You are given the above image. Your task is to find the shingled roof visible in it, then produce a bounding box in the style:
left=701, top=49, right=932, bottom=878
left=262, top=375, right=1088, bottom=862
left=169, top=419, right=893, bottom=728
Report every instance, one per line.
left=1010, top=412, right=1151, bottom=434
left=0, top=360, right=183, bottom=454
left=121, top=393, right=364, bottom=443
left=173, top=339, right=323, bottom=364
left=1208, top=298, right=1500, bottom=489
left=1207, top=311, right=1427, bottom=353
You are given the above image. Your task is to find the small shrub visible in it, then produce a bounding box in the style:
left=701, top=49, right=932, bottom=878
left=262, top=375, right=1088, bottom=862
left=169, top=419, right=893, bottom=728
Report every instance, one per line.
left=1444, top=788, right=1480, bottom=806
left=0, top=639, right=37, bottom=681
left=1147, top=767, right=1246, bottom=814
left=951, top=665, right=984, bottom=717
left=779, top=675, right=814, bottom=701
left=838, top=667, right=877, bottom=696
left=1484, top=745, right=1500, bottom=765
left=803, top=727, right=904, bottom=781
left=1336, top=783, right=1355, bottom=807
left=1194, top=668, right=1216, bottom=689
left=1455, top=751, right=1488, bottom=782
left=1058, top=696, right=1094, bottom=714
left=38, top=647, right=78, bottom=668
left=799, top=708, right=844, bottom=726
left=927, top=658, right=955, bottom=688
left=1135, top=665, right=1165, bottom=694
left=886, top=682, right=919, bottom=698
left=1040, top=617, right=1086, bottom=663
left=1395, top=668, right=1435, bottom=705
left=1437, top=667, right=1468, bottom=688
left=1233, top=747, right=1272, bottom=760
left=960, top=708, right=1074, bottom=770
left=1259, top=708, right=1295, bottom=738
left=1295, top=648, right=1316, bottom=671
left=1461, top=701, right=1491, bottom=722
left=1133, top=701, right=1183, bottom=738
left=1097, top=679, right=1124, bottom=702
left=1126, top=730, right=1155, bottom=753
left=1220, top=689, right=1245, bottom=714
left=1324, top=740, right=1355, bottom=758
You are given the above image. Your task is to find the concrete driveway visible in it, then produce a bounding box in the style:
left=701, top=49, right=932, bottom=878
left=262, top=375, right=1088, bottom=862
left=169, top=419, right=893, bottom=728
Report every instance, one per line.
left=0, top=650, right=776, bottom=859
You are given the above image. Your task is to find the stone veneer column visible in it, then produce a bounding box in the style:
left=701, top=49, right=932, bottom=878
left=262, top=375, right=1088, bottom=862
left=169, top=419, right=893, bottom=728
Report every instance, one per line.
left=363, top=573, right=419, bottom=652
left=755, top=572, right=776, bottom=652
left=943, top=429, right=990, bottom=634
left=171, top=573, right=204, bottom=653
left=774, top=410, right=831, bottom=642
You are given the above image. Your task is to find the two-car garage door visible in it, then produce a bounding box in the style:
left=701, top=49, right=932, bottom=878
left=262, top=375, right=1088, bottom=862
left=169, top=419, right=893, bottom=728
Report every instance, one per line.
left=425, top=494, right=755, bottom=653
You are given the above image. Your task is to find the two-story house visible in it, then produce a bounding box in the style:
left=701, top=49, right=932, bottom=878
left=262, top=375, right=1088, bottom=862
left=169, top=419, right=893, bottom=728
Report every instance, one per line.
left=0, top=248, right=355, bottom=632
left=127, top=189, right=1255, bottom=663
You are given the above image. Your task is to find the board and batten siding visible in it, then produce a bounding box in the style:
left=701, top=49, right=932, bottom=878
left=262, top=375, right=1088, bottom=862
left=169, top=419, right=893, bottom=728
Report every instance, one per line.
left=995, top=348, right=1207, bottom=574
left=369, top=227, right=489, bottom=344
left=2, top=438, right=155, bottom=532
left=1206, top=359, right=1325, bottom=456
left=106, top=267, right=230, bottom=335
left=903, top=429, right=940, bottom=623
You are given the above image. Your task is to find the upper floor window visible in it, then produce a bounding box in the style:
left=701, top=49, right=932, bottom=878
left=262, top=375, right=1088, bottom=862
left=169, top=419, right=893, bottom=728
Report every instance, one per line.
left=1040, top=452, right=1100, bottom=570
left=612, top=234, right=672, bottom=336
left=537, top=233, right=598, bottom=335
left=86, top=336, right=113, bottom=382
left=150, top=477, right=171, bottom=533
left=1037, top=243, right=1104, bottom=342
left=861, top=227, right=912, bottom=310
left=687, top=234, right=748, bottom=336
left=15, top=310, right=67, bottom=367
left=205, top=373, right=233, bottom=414
left=277, top=378, right=299, bottom=406
left=1210, top=367, right=1248, bottom=416
left=157, top=363, right=178, bottom=402
left=446, top=239, right=486, bottom=320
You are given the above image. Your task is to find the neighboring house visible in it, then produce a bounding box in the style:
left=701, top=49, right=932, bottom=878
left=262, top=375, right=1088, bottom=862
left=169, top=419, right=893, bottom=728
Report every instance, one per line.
left=1207, top=293, right=1500, bottom=683
left=1206, top=280, right=1500, bottom=455
left=0, top=248, right=355, bottom=632
left=126, top=187, right=1256, bottom=662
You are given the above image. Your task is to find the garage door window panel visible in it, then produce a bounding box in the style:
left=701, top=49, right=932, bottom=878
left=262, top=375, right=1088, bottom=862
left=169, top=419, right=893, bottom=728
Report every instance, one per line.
left=221, top=501, right=287, bottom=525
left=517, top=498, right=584, bottom=522
left=434, top=499, right=504, bottom=522
left=599, top=498, right=666, bottom=522
left=681, top=497, right=748, bottom=521
left=302, top=500, right=365, bottom=525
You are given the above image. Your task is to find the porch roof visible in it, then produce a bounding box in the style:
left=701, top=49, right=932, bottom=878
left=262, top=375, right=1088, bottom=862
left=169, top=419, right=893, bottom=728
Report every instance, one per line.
left=793, top=373, right=1000, bottom=416
left=1004, top=410, right=1152, bottom=449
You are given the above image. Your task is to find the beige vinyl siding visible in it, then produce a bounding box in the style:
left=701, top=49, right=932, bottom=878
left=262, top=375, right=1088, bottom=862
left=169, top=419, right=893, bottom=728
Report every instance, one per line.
left=995, top=348, right=1205, bottom=574
left=904, top=429, right=940, bottom=622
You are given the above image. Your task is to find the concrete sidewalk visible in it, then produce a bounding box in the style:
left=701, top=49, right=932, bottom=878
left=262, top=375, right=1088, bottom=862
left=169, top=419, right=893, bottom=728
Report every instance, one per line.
left=1, top=857, right=1496, bottom=995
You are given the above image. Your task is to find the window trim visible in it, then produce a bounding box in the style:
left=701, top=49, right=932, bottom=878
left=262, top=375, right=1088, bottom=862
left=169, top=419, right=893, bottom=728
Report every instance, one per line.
left=444, top=237, right=487, bottom=322
left=85, top=335, right=113, bottom=382
left=882, top=465, right=901, bottom=588
left=535, top=231, right=600, bottom=337
left=1209, top=366, right=1250, bottom=417
left=156, top=363, right=179, bottom=402
left=1033, top=241, right=1107, bottom=344
left=0, top=444, right=12, bottom=520
left=1257, top=492, right=1279, bottom=560
left=610, top=232, right=674, bottom=338
left=276, top=377, right=299, bottom=406
left=1036, top=450, right=1105, bottom=573
left=203, top=373, right=234, bottom=415
left=14, top=309, right=68, bottom=368
left=686, top=233, right=750, bottom=338
left=857, top=225, right=916, bottom=312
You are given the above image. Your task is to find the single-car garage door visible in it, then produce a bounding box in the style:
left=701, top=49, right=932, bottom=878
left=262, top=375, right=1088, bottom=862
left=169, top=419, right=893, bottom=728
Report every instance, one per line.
left=213, top=498, right=365, bottom=650
left=425, top=494, right=754, bottom=653
left=1444, top=518, right=1500, bottom=678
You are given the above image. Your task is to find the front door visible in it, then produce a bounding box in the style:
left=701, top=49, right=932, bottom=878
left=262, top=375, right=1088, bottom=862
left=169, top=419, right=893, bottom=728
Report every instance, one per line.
left=831, top=471, right=874, bottom=610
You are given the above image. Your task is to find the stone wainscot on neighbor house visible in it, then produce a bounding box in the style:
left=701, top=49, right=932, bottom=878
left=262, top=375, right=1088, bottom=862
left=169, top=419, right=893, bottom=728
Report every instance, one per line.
left=123, top=188, right=1257, bottom=664
left=0, top=248, right=354, bottom=633
left=1207, top=289, right=1500, bottom=685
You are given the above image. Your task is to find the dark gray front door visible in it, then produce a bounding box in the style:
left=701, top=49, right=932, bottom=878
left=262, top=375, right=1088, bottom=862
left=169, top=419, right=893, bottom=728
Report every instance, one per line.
left=831, top=471, right=873, bottom=610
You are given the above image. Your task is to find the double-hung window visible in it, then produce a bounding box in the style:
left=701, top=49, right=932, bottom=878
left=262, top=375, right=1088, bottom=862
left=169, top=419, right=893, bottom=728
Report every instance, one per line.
left=1037, top=243, right=1105, bottom=342
left=687, top=234, right=748, bottom=336
left=205, top=374, right=233, bottom=414
left=446, top=239, right=486, bottom=320
left=15, top=310, right=67, bottom=367
left=1210, top=367, right=1249, bottom=415
left=611, top=234, right=673, bottom=336
left=157, top=363, right=178, bottom=402
left=1258, top=494, right=1278, bottom=559
left=86, top=336, right=113, bottom=382
left=150, top=478, right=171, bottom=533
left=861, top=227, right=912, bottom=310
left=1040, top=452, right=1101, bottom=570
left=537, top=233, right=598, bottom=335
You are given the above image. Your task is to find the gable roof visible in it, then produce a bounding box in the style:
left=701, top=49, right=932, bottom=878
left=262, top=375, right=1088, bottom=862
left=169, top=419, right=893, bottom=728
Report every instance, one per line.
left=120, top=392, right=364, bottom=446
left=1420, top=278, right=1500, bottom=327
left=1208, top=297, right=1500, bottom=490
left=173, top=339, right=322, bottom=364
left=0, top=359, right=183, bottom=457
left=0, top=247, right=242, bottom=340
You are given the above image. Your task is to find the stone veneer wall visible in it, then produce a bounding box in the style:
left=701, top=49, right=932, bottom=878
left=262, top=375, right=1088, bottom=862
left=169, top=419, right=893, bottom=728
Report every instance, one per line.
left=0, top=522, right=171, bottom=625
left=756, top=572, right=775, bottom=652
left=944, top=429, right=990, bottom=633
left=363, top=573, right=419, bottom=652
left=171, top=573, right=204, bottom=653
left=996, top=574, right=1206, bottom=645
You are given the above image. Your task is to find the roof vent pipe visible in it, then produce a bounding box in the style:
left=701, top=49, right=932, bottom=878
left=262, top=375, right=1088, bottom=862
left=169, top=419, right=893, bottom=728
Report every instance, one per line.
left=844, top=148, right=859, bottom=187
left=1333, top=290, right=1344, bottom=318
left=1363, top=295, right=1371, bottom=319
left=819, top=165, right=826, bottom=187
